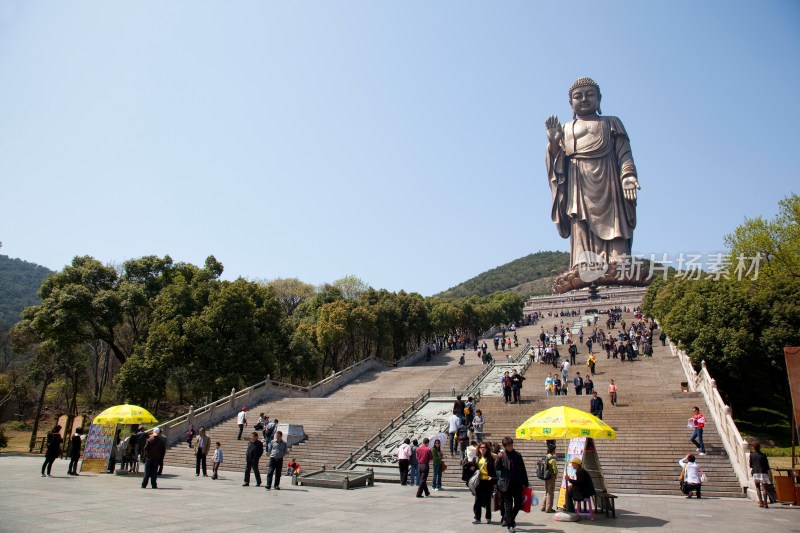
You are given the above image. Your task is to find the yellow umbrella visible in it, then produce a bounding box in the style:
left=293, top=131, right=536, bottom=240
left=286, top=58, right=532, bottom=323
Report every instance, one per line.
left=93, top=404, right=158, bottom=425
left=515, top=406, right=616, bottom=440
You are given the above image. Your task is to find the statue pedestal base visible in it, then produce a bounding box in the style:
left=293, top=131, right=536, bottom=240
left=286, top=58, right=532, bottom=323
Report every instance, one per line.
left=552, top=262, right=652, bottom=294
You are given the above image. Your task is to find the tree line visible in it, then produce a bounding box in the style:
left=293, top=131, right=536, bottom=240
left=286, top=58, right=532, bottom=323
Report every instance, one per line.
left=1, top=257, right=524, bottom=430
left=641, top=193, right=799, bottom=442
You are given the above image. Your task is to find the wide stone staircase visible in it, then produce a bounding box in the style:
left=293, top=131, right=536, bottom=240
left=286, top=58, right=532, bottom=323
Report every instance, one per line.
left=474, top=317, right=744, bottom=498
left=164, top=311, right=745, bottom=498
left=163, top=348, right=486, bottom=475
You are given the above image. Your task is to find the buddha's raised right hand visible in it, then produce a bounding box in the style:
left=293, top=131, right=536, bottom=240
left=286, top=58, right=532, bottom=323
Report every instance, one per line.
left=545, top=115, right=563, bottom=145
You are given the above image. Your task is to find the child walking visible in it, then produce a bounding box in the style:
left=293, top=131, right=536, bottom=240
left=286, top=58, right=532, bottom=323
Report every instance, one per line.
left=211, top=442, right=223, bottom=480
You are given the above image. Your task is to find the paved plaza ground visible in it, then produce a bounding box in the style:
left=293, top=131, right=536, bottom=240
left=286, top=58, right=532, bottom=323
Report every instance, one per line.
left=1, top=455, right=798, bottom=533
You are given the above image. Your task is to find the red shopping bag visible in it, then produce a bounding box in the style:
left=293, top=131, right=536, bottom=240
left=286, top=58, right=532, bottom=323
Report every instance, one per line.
left=493, top=490, right=501, bottom=512
left=521, top=486, right=533, bottom=513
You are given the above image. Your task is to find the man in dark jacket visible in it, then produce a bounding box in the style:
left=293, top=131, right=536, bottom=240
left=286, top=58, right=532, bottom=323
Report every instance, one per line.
left=565, top=457, right=596, bottom=513
left=510, top=371, right=525, bottom=404
left=243, top=432, right=263, bottom=486
left=496, top=437, right=529, bottom=532
left=590, top=391, right=604, bottom=420
left=141, top=428, right=166, bottom=489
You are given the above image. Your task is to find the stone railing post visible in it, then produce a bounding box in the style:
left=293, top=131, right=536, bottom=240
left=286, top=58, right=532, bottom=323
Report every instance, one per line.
left=230, top=388, right=237, bottom=410
left=188, top=405, right=195, bottom=426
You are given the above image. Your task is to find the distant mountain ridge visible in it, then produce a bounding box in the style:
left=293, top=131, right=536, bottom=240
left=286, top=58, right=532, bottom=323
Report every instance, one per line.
left=0, top=255, right=55, bottom=326
left=436, top=251, right=569, bottom=298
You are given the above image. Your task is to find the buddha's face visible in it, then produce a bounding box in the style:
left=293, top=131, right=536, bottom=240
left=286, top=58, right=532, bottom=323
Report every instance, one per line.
left=570, top=86, right=600, bottom=117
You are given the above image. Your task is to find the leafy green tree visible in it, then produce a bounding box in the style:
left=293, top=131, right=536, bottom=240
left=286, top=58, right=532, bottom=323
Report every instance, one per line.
left=333, top=275, right=369, bottom=300
left=23, top=256, right=127, bottom=363
left=265, top=278, right=316, bottom=316
left=642, top=194, right=800, bottom=430
left=725, top=193, right=800, bottom=279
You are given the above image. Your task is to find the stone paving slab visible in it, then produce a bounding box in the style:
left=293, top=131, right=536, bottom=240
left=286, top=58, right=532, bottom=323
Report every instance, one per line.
left=1, top=455, right=798, bottom=532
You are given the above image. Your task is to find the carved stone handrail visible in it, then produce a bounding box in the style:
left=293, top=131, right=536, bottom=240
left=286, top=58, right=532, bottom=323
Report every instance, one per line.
left=154, top=356, right=381, bottom=445
left=669, top=341, right=753, bottom=497
left=336, top=389, right=432, bottom=469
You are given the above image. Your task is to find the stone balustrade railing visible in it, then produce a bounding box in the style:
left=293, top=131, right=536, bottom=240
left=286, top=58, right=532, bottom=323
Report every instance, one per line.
left=669, top=341, right=752, bottom=497
left=336, top=389, right=432, bottom=469
left=154, top=327, right=512, bottom=446
left=156, top=356, right=381, bottom=445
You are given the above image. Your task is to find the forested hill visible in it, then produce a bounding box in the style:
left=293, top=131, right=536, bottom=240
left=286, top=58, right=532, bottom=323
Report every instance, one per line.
left=436, top=251, right=569, bottom=298
left=0, top=255, right=54, bottom=326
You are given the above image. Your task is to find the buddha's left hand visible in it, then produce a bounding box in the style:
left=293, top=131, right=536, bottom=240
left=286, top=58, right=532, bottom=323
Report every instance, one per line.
left=622, top=177, right=640, bottom=201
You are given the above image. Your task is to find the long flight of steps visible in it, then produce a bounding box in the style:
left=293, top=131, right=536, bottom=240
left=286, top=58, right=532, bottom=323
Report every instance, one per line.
left=164, top=347, right=486, bottom=475
left=473, top=316, right=744, bottom=498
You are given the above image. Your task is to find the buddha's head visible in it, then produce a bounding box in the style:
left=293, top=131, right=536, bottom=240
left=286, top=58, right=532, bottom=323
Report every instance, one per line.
left=569, top=77, right=601, bottom=118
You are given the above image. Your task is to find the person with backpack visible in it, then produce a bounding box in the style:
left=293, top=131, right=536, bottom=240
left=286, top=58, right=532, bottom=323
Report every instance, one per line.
left=471, top=442, right=496, bottom=524
left=453, top=395, right=466, bottom=423
left=464, top=397, right=475, bottom=427
left=538, top=443, right=558, bottom=513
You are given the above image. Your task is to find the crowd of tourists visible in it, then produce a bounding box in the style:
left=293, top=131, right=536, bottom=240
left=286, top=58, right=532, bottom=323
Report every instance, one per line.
left=34, top=309, right=777, bottom=523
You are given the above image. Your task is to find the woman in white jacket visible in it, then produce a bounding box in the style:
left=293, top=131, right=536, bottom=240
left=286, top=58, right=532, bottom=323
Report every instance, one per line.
left=679, top=454, right=703, bottom=498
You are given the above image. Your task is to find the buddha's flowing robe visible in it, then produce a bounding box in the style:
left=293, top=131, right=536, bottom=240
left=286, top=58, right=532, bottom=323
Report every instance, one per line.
left=546, top=116, right=638, bottom=268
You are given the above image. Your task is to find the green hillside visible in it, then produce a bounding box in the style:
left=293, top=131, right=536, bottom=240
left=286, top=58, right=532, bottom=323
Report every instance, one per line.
left=437, top=251, right=569, bottom=298
left=0, top=255, right=55, bottom=326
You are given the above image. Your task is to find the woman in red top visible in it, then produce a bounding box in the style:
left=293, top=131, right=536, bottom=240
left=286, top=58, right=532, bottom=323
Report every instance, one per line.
left=689, top=407, right=706, bottom=455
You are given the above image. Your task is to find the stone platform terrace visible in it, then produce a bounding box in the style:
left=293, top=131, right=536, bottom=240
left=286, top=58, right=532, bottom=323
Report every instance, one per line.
left=0, top=455, right=796, bottom=533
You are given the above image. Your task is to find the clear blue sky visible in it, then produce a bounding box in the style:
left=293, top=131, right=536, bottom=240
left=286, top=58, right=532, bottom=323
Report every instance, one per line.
left=1, top=0, right=798, bottom=295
